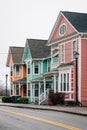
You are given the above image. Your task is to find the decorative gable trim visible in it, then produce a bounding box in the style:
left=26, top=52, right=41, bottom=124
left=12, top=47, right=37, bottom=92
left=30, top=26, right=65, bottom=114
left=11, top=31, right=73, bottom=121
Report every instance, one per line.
left=47, top=11, right=78, bottom=46
left=47, top=11, right=62, bottom=45
left=22, top=39, right=32, bottom=62
left=61, top=12, right=78, bottom=33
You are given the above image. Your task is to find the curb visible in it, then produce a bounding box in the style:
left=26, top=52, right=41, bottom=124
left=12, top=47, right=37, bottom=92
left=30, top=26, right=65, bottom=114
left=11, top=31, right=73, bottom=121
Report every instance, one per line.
left=0, top=104, right=87, bottom=116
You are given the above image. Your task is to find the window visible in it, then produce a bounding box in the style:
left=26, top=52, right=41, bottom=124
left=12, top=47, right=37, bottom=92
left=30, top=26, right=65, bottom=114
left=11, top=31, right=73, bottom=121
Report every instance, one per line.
left=61, top=44, right=64, bottom=62
left=72, top=40, right=76, bottom=59
left=60, top=73, right=70, bottom=92
left=10, top=66, right=13, bottom=76
left=16, top=65, right=20, bottom=76
left=48, top=59, right=50, bottom=72
left=28, top=63, right=30, bottom=74
left=59, top=24, right=66, bottom=36
left=28, top=85, right=30, bottom=96
left=34, top=61, right=39, bottom=74
left=35, top=84, right=39, bottom=97
left=16, top=84, right=19, bottom=96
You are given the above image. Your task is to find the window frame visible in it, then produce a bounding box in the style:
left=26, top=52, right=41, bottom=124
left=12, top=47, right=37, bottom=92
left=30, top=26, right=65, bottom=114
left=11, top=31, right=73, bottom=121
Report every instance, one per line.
left=59, top=70, right=71, bottom=93
left=72, top=40, right=76, bottom=60
left=59, top=24, right=67, bottom=36
left=15, top=65, right=20, bottom=76
left=33, top=61, right=39, bottom=74
left=61, top=44, right=65, bottom=63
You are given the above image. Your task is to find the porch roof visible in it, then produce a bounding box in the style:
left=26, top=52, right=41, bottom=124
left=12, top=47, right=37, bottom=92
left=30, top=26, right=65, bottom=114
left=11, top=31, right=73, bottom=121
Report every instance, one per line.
left=42, top=69, right=58, bottom=77
left=30, top=76, right=53, bottom=83
left=13, top=77, right=26, bottom=84
left=58, top=62, right=74, bottom=69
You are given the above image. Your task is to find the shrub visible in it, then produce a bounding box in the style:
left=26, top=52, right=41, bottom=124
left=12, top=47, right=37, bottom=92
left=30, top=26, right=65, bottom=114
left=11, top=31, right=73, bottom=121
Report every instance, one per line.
left=48, top=92, right=65, bottom=105
left=19, top=97, right=29, bottom=104
left=2, top=96, right=12, bottom=103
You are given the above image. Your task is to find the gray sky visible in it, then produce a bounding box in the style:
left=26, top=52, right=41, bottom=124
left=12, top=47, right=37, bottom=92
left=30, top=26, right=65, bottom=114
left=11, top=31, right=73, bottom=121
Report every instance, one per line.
left=0, top=0, right=87, bottom=86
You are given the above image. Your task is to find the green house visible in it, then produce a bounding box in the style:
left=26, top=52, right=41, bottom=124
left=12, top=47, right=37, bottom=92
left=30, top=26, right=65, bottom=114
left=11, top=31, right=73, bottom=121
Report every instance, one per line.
left=23, top=39, right=58, bottom=104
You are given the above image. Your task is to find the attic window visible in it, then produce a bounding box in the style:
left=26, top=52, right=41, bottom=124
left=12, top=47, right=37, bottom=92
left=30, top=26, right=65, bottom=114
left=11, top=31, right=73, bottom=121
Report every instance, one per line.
left=59, top=24, right=66, bottom=36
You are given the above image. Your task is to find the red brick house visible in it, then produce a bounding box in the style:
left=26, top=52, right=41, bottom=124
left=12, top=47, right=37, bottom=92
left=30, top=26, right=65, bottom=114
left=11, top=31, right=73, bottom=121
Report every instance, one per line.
left=47, top=11, right=87, bottom=106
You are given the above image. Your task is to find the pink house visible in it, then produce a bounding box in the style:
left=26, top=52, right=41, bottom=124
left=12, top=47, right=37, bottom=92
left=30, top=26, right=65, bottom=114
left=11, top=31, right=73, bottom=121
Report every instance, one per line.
left=47, top=11, right=87, bottom=106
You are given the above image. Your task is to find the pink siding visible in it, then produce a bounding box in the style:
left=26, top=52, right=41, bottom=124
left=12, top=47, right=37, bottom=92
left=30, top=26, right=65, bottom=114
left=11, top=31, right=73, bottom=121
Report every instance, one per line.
left=51, top=16, right=76, bottom=42
left=81, top=39, right=87, bottom=106
left=65, top=42, right=72, bottom=62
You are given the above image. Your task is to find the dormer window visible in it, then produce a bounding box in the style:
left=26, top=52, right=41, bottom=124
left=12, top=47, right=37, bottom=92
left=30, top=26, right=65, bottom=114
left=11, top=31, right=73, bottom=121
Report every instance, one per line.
left=59, top=24, right=66, bottom=36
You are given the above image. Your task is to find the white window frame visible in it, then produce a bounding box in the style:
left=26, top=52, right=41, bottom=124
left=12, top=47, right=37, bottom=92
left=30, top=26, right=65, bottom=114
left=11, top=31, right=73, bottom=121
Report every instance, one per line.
left=61, top=44, right=65, bottom=63
left=15, top=65, right=20, bottom=76
left=59, top=69, right=71, bottom=93
left=47, top=59, right=51, bottom=72
left=59, top=23, right=67, bottom=36
left=72, top=40, right=76, bottom=60
left=33, top=61, right=39, bottom=75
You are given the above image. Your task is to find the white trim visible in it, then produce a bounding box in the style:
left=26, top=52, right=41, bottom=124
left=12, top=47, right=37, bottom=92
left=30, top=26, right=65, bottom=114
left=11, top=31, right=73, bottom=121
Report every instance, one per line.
left=60, top=43, right=65, bottom=63
left=61, top=12, right=78, bottom=33
left=47, top=33, right=79, bottom=46
left=44, top=77, right=46, bottom=97
left=58, top=69, right=71, bottom=92
left=33, top=61, right=40, bottom=75
left=59, top=23, right=67, bottom=36
left=15, top=65, right=20, bottom=77
left=81, top=37, right=87, bottom=40
left=71, top=39, right=77, bottom=60
left=78, top=36, right=81, bottom=102
left=54, top=74, right=56, bottom=93
left=47, top=11, right=62, bottom=44
left=47, top=11, right=78, bottom=45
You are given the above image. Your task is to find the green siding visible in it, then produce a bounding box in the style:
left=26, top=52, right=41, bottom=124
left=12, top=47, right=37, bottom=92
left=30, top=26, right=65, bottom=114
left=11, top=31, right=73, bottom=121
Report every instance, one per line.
left=53, top=55, right=58, bottom=63
left=43, top=60, right=47, bottom=73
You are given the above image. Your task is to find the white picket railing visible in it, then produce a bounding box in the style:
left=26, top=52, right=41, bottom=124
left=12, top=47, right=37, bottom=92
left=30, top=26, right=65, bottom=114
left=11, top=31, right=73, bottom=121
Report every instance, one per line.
left=39, top=89, right=49, bottom=105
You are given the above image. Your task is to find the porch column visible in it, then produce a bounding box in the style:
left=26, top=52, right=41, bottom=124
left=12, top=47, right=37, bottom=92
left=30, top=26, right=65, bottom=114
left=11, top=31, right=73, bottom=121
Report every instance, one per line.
left=19, top=83, right=21, bottom=96
left=39, top=82, right=40, bottom=105
left=44, top=77, right=46, bottom=97
left=30, top=83, right=32, bottom=102
left=54, top=75, right=56, bottom=93
left=13, top=84, right=14, bottom=96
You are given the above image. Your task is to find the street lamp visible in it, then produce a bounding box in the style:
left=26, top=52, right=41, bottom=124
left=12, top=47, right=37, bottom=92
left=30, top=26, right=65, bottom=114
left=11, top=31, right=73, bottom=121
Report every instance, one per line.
left=73, top=51, right=79, bottom=105
left=6, top=74, right=8, bottom=96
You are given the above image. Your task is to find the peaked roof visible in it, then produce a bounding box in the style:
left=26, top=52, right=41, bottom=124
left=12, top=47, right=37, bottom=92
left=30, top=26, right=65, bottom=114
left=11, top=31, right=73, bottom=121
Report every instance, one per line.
left=62, top=11, right=87, bottom=33
left=6, top=46, right=24, bottom=66
left=47, top=11, right=87, bottom=45
left=27, top=39, right=51, bottom=58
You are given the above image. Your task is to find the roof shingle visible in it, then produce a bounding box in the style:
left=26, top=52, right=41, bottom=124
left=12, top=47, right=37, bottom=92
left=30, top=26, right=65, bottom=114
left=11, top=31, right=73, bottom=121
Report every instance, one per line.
left=62, top=11, right=87, bottom=33
left=27, top=39, right=51, bottom=58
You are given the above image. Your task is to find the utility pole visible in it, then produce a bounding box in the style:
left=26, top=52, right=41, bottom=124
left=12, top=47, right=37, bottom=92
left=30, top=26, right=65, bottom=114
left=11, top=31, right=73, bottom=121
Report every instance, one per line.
left=6, top=74, right=8, bottom=96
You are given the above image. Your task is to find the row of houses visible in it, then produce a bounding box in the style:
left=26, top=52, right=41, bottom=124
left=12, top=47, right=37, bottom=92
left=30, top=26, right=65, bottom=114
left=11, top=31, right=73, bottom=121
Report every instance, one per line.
left=6, top=11, right=87, bottom=106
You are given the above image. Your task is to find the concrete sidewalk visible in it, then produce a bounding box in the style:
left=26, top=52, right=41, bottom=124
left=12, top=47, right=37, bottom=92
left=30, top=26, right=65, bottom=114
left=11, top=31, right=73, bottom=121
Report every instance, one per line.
left=0, top=103, right=87, bottom=116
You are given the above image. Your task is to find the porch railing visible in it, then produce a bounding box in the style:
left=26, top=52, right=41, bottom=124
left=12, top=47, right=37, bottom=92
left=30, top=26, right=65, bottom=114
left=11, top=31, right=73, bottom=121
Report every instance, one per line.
left=39, top=89, right=49, bottom=105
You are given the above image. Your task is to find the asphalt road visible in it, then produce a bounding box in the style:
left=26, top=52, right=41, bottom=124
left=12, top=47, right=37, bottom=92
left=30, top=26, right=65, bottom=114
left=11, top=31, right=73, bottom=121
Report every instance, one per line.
left=0, top=106, right=86, bottom=130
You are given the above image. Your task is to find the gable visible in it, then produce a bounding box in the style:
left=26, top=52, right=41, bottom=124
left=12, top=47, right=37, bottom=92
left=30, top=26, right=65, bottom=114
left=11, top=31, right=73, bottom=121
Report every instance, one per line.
left=51, top=15, right=77, bottom=43
left=7, top=52, right=13, bottom=67
left=23, top=41, right=32, bottom=61
left=9, top=53, right=13, bottom=65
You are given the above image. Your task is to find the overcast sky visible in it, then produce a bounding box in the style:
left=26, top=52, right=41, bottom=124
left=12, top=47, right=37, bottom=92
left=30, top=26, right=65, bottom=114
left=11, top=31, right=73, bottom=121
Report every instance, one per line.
left=0, top=0, right=87, bottom=86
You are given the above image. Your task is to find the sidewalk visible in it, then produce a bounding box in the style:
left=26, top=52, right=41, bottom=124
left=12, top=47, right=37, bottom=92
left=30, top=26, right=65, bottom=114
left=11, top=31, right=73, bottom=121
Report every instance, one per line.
left=0, top=103, right=87, bottom=116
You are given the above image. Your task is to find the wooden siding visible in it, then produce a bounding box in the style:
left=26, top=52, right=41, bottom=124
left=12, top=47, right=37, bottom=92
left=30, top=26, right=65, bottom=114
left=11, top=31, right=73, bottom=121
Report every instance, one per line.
left=81, top=39, right=87, bottom=106
left=51, top=15, right=76, bottom=42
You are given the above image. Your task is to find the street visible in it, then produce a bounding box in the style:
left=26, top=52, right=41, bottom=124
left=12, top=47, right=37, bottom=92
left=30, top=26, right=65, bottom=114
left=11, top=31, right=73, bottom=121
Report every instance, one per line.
left=0, top=106, right=86, bottom=130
